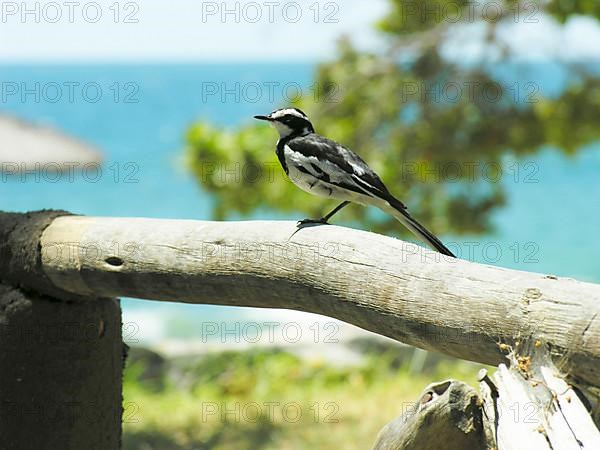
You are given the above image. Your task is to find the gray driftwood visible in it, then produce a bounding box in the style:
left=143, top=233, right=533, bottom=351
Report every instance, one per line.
left=372, top=342, right=600, bottom=450
left=489, top=341, right=600, bottom=449
left=0, top=211, right=599, bottom=389
left=371, top=380, right=485, bottom=450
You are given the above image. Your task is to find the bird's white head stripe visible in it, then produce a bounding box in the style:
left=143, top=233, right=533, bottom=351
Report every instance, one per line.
left=270, top=108, right=308, bottom=120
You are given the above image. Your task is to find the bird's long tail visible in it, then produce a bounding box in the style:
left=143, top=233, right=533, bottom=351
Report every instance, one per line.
left=381, top=198, right=455, bottom=257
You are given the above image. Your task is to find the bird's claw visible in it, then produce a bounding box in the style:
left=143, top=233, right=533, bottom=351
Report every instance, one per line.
left=297, top=217, right=328, bottom=226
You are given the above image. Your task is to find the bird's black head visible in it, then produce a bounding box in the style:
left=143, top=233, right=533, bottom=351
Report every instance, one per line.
left=254, top=108, right=315, bottom=138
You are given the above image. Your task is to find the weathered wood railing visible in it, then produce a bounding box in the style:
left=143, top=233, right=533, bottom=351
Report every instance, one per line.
left=1, top=210, right=599, bottom=449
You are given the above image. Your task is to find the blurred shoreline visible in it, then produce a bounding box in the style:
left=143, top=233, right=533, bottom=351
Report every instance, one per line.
left=127, top=310, right=402, bottom=367
left=149, top=335, right=401, bottom=368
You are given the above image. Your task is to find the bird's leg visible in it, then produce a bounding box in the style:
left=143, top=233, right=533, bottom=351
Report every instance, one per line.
left=322, top=201, right=351, bottom=222
left=298, top=201, right=350, bottom=225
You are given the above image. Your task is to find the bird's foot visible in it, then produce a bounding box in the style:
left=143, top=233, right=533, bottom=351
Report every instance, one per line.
left=297, top=217, right=328, bottom=226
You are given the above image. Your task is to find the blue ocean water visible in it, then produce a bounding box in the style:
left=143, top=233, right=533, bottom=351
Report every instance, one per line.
left=1, top=63, right=599, bottom=341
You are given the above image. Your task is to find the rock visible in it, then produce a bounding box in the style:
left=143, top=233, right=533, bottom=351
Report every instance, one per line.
left=0, top=114, right=103, bottom=173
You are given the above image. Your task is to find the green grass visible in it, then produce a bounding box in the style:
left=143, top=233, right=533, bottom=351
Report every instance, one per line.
left=122, top=343, right=485, bottom=450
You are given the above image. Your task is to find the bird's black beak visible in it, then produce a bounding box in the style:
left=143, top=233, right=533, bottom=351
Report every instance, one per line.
left=254, top=115, right=272, bottom=121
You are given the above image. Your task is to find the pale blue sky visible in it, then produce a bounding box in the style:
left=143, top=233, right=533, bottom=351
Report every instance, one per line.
left=1, top=0, right=599, bottom=62
left=0, top=0, right=387, bottom=61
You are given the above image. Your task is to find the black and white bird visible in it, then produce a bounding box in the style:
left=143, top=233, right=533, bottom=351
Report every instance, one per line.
left=254, top=108, right=455, bottom=257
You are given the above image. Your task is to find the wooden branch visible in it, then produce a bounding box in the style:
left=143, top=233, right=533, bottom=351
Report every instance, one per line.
left=1, top=211, right=600, bottom=388
left=370, top=380, right=485, bottom=450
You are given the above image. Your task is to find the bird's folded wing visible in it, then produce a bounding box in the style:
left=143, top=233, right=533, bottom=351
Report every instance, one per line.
left=287, top=135, right=406, bottom=208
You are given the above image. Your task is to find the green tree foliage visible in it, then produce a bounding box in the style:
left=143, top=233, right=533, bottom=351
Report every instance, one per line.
left=187, top=1, right=600, bottom=235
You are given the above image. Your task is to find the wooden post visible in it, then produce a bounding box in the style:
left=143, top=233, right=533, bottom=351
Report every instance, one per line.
left=0, top=211, right=123, bottom=450
left=486, top=341, right=600, bottom=449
